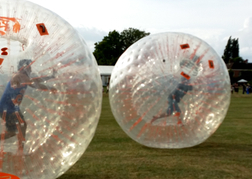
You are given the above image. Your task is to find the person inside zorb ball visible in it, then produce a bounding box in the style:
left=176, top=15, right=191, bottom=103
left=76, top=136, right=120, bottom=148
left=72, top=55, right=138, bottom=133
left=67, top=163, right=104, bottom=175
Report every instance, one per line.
left=151, top=58, right=199, bottom=125
left=0, top=59, right=56, bottom=149
left=0, top=0, right=102, bottom=178
left=109, top=32, right=231, bottom=149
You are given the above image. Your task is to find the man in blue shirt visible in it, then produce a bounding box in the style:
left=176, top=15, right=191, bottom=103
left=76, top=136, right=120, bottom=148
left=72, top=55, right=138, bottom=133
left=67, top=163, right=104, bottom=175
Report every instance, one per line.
left=151, top=77, right=193, bottom=125
left=0, top=59, right=57, bottom=153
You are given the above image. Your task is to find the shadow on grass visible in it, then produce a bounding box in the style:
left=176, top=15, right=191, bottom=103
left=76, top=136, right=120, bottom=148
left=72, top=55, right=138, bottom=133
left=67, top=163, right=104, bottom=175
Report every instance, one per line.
left=58, top=174, right=93, bottom=179
left=194, top=141, right=252, bottom=151
left=59, top=173, right=116, bottom=179
left=140, top=141, right=252, bottom=156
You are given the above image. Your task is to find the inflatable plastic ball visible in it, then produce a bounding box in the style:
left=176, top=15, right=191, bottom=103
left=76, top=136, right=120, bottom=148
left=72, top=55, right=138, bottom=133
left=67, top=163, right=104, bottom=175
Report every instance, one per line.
left=0, top=0, right=102, bottom=178
left=109, top=32, right=230, bottom=149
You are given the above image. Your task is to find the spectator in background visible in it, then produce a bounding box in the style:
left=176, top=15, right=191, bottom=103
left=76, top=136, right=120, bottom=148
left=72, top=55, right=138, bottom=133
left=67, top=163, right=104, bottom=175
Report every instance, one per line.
left=231, top=84, right=234, bottom=94
left=106, top=83, right=109, bottom=94
left=242, top=83, right=246, bottom=94
left=234, top=83, right=239, bottom=94
left=246, top=84, right=250, bottom=94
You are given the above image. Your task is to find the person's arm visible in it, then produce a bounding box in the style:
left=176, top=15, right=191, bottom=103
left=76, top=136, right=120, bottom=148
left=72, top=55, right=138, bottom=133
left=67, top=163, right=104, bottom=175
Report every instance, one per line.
left=30, top=69, right=57, bottom=83
left=11, top=73, right=29, bottom=88
left=14, top=73, right=57, bottom=92
left=29, top=82, right=57, bottom=92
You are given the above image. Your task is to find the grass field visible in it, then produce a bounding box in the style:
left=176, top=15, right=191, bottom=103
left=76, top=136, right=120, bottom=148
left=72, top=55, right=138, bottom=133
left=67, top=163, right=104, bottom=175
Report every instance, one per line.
left=58, top=92, right=252, bottom=179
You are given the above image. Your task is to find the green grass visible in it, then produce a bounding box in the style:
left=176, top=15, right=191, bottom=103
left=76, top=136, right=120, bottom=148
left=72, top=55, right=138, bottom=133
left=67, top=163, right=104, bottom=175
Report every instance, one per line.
left=58, top=93, right=252, bottom=179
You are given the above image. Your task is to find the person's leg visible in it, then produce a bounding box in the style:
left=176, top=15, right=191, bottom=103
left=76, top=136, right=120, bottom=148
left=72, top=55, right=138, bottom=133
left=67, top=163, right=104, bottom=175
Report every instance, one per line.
left=2, top=111, right=27, bottom=155
left=2, top=131, right=16, bottom=139
left=151, top=100, right=173, bottom=123
left=15, top=111, right=26, bottom=150
left=173, top=102, right=182, bottom=124
left=4, top=113, right=18, bottom=140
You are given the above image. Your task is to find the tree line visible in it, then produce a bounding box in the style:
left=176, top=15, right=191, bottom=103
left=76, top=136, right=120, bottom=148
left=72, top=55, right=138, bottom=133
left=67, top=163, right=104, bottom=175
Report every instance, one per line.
left=222, top=36, right=245, bottom=65
left=93, top=28, right=149, bottom=65
left=93, top=28, right=244, bottom=66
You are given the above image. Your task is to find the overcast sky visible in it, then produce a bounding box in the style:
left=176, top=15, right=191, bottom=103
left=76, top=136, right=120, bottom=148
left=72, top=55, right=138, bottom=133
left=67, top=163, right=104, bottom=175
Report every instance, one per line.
left=28, top=0, right=252, bottom=61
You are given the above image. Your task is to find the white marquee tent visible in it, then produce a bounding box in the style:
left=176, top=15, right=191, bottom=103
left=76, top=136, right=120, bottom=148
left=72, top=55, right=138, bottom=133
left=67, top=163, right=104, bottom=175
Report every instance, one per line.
left=98, top=65, right=114, bottom=86
left=238, top=79, right=248, bottom=83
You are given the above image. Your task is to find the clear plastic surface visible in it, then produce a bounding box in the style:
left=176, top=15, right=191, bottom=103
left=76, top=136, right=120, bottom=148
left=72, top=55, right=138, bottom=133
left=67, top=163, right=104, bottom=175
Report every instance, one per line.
left=109, top=32, right=230, bottom=149
left=0, top=0, right=102, bottom=178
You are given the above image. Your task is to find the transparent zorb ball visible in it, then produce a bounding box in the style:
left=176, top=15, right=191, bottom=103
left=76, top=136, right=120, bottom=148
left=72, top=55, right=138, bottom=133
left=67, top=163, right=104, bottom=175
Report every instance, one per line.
left=0, top=0, right=102, bottom=178
left=109, top=32, right=230, bottom=149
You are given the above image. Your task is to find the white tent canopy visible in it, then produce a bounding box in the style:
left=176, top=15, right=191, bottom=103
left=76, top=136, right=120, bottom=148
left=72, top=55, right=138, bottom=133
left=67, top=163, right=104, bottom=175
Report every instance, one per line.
left=238, top=79, right=248, bottom=83
left=98, top=65, right=114, bottom=86
left=98, top=65, right=114, bottom=75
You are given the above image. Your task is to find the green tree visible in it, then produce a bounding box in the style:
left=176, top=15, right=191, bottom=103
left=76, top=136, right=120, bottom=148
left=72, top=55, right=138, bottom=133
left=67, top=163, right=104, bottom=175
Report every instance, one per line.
left=231, top=38, right=239, bottom=58
left=93, top=28, right=150, bottom=65
left=230, top=56, right=244, bottom=64
left=222, top=36, right=232, bottom=64
left=223, top=37, right=245, bottom=84
left=93, top=30, right=122, bottom=65
left=222, top=36, right=241, bottom=64
left=120, top=28, right=150, bottom=51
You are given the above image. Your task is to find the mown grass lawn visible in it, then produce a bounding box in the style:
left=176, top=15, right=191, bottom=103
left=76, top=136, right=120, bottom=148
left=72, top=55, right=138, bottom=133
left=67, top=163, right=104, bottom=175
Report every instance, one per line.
left=58, top=92, right=252, bottom=179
